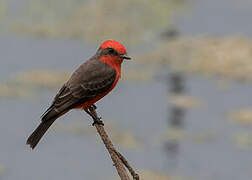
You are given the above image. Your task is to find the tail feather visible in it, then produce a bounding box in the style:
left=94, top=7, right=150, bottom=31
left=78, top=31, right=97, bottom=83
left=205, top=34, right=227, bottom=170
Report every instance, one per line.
left=27, top=107, right=69, bottom=149
left=26, top=117, right=57, bottom=149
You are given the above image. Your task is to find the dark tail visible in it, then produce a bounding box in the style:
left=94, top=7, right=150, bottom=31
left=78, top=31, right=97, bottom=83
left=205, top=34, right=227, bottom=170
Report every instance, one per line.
left=26, top=117, right=57, bottom=149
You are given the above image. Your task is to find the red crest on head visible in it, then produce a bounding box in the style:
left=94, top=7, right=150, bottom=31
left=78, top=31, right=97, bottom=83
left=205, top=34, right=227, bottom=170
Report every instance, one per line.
left=100, top=40, right=127, bottom=55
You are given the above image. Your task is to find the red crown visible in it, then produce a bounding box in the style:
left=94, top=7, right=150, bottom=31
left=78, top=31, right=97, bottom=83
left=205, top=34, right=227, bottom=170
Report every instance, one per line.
left=100, top=40, right=127, bottom=55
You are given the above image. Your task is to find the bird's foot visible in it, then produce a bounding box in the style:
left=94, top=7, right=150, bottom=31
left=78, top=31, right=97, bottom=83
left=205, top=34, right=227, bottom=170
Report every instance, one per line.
left=92, top=117, right=104, bottom=126
left=91, top=104, right=97, bottom=110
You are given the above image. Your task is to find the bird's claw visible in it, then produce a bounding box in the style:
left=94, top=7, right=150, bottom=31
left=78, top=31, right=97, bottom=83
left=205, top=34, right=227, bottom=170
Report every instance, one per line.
left=91, top=104, right=97, bottom=110
left=92, top=117, right=104, bottom=126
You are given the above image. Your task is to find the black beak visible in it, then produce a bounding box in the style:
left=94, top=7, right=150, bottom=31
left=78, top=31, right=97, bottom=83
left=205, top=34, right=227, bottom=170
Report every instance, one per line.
left=120, top=55, right=131, bottom=60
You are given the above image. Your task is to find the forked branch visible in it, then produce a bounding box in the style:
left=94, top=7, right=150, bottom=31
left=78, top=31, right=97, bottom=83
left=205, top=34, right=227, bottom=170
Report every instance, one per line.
left=88, top=106, right=139, bottom=180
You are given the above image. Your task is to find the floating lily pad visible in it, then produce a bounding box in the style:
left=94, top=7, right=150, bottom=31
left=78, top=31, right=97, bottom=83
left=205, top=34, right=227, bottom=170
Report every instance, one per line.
left=191, top=132, right=217, bottom=144
left=162, top=128, right=186, bottom=142
left=233, top=132, right=252, bottom=150
left=0, top=163, right=6, bottom=176
left=13, top=70, right=71, bottom=89
left=0, top=0, right=6, bottom=21
left=0, top=83, right=33, bottom=99
left=228, top=108, right=252, bottom=125
left=162, top=128, right=217, bottom=144
left=168, top=94, right=202, bottom=109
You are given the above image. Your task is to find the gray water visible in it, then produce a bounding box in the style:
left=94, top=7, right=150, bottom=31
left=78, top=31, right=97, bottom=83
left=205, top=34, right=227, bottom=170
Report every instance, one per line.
left=174, top=0, right=252, bottom=36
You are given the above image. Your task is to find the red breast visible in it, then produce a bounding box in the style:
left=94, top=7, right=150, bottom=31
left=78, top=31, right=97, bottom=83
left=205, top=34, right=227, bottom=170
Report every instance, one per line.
left=78, top=40, right=129, bottom=110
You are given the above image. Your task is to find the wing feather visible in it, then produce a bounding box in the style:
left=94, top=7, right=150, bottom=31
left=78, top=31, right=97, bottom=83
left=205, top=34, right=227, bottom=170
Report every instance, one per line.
left=41, top=59, right=116, bottom=122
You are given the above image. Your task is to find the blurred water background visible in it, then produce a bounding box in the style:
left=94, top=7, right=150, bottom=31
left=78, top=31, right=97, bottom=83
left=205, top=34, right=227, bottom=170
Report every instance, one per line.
left=1, top=0, right=252, bottom=180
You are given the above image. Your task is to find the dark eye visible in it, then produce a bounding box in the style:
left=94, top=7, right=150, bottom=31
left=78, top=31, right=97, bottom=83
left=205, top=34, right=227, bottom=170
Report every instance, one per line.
left=108, top=48, right=116, bottom=54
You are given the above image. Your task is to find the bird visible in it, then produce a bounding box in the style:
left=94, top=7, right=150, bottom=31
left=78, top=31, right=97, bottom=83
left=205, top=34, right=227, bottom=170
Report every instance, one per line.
left=26, top=40, right=131, bottom=149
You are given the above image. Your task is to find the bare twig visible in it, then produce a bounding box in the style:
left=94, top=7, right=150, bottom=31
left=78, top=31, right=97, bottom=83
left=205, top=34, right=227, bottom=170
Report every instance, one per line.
left=88, top=106, right=139, bottom=180
left=114, top=150, right=140, bottom=180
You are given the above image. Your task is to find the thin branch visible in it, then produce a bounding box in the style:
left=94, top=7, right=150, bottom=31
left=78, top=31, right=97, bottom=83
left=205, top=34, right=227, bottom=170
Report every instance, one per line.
left=114, top=150, right=139, bottom=180
left=89, top=107, right=134, bottom=180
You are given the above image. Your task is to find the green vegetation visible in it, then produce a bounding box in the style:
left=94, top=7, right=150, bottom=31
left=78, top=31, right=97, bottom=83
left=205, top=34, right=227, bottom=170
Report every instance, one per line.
left=0, top=0, right=6, bottom=22
left=8, top=0, right=186, bottom=44
left=138, top=37, right=252, bottom=82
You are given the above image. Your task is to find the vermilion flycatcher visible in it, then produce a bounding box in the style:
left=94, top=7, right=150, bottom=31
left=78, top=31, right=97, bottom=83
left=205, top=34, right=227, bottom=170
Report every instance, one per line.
left=27, top=40, right=131, bottom=149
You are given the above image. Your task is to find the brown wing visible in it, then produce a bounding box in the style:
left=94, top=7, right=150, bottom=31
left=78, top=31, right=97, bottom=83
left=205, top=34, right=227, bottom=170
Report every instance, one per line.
left=41, top=57, right=116, bottom=122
